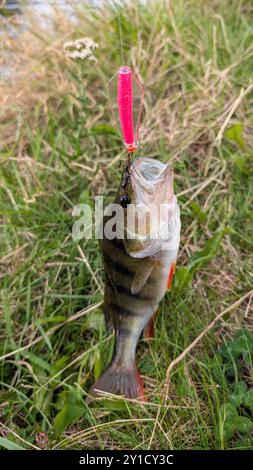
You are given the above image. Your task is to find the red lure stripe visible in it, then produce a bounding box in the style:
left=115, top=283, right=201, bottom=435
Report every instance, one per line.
left=167, top=262, right=176, bottom=289
left=117, top=66, right=135, bottom=149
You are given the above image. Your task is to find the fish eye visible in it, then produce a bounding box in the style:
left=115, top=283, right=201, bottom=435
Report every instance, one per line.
left=120, top=194, right=131, bottom=208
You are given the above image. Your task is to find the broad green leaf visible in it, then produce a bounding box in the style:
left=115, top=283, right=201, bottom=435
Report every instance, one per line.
left=0, top=437, right=25, bottom=450
left=190, top=228, right=227, bottom=272
left=235, top=416, right=253, bottom=434
left=234, top=381, right=247, bottom=394
left=220, top=328, right=253, bottom=360
left=244, top=389, right=253, bottom=412
left=231, top=154, right=247, bottom=174
left=90, top=124, right=117, bottom=135
left=219, top=342, right=238, bottom=361
left=235, top=436, right=253, bottom=449
left=175, top=229, right=226, bottom=290
left=100, top=399, right=128, bottom=411
left=220, top=402, right=238, bottom=422
left=229, top=381, right=247, bottom=407
left=174, top=266, right=193, bottom=290
left=223, top=423, right=235, bottom=441
left=228, top=394, right=243, bottom=407
left=224, top=123, right=244, bottom=148
left=54, top=391, right=85, bottom=435
left=51, top=356, right=69, bottom=375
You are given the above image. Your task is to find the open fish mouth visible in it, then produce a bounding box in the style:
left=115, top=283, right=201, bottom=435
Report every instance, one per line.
left=130, top=157, right=171, bottom=194
left=132, top=157, right=170, bottom=180
left=129, top=157, right=174, bottom=204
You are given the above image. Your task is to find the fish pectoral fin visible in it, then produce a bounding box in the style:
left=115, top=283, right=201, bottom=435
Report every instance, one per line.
left=131, top=259, right=156, bottom=295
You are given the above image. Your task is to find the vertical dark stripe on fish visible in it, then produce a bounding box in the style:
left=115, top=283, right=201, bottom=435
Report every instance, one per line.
left=102, top=238, right=156, bottom=287
left=108, top=236, right=125, bottom=250
left=102, top=251, right=134, bottom=278
left=105, top=275, right=154, bottom=301
left=109, top=302, right=139, bottom=317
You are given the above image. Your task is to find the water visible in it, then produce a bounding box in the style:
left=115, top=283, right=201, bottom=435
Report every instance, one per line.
left=3, top=0, right=102, bottom=16
left=1, top=1, right=103, bottom=79
left=1, top=1, right=80, bottom=78
left=3, top=1, right=78, bottom=21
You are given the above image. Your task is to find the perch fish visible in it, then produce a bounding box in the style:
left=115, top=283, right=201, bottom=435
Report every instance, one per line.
left=90, top=156, right=181, bottom=400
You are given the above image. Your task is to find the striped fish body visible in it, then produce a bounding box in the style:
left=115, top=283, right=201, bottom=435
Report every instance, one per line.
left=103, top=234, right=177, bottom=340
left=90, top=157, right=180, bottom=400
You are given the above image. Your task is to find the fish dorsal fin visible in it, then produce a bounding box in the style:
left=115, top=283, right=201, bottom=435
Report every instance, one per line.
left=131, top=258, right=156, bottom=295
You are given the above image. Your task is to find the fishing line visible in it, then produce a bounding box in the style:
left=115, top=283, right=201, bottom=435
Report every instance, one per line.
left=118, top=11, right=125, bottom=66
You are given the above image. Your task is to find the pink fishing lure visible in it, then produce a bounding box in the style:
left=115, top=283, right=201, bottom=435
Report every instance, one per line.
left=108, top=65, right=143, bottom=153
left=117, top=66, right=136, bottom=152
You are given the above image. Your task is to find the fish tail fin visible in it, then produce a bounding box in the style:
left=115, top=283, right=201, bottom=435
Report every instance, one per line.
left=88, top=362, right=145, bottom=402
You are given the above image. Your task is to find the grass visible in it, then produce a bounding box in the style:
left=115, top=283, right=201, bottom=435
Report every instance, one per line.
left=0, top=0, right=253, bottom=450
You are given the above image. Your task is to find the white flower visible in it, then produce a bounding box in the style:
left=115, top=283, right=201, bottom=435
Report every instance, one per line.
left=63, top=37, right=98, bottom=61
